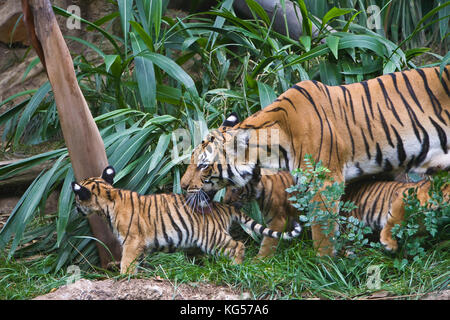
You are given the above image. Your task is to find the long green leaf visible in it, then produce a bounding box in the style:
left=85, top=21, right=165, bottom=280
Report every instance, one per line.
left=108, top=129, right=153, bottom=172
left=0, top=148, right=67, bottom=181
left=140, top=52, right=198, bottom=97
left=56, top=169, right=75, bottom=247
left=52, top=6, right=122, bottom=55
left=326, top=35, right=339, bottom=59
left=257, top=81, right=277, bottom=109
left=13, top=81, right=51, bottom=146
left=0, top=97, right=32, bottom=127
left=130, top=21, right=155, bottom=52
left=118, top=0, right=134, bottom=58
left=21, top=57, right=41, bottom=82
left=321, top=7, right=354, bottom=31
left=245, top=0, right=270, bottom=25
left=296, top=0, right=312, bottom=37
left=3, top=154, right=66, bottom=257
left=147, top=133, right=171, bottom=174
left=130, top=32, right=156, bottom=113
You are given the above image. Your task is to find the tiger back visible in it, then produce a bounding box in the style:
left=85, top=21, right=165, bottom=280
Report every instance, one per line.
left=343, top=179, right=450, bottom=251
left=224, top=169, right=298, bottom=258
left=72, top=166, right=301, bottom=274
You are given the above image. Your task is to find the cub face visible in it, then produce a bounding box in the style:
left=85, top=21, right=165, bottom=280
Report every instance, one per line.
left=71, top=166, right=116, bottom=216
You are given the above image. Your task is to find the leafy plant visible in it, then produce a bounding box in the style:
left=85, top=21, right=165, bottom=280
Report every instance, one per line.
left=286, top=155, right=373, bottom=254
left=391, top=171, right=449, bottom=264
left=304, top=0, right=449, bottom=51
left=287, top=155, right=449, bottom=261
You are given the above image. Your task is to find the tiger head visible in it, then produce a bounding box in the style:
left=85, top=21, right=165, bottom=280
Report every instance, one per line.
left=71, top=166, right=116, bottom=216
left=223, top=173, right=261, bottom=209
left=181, top=113, right=259, bottom=208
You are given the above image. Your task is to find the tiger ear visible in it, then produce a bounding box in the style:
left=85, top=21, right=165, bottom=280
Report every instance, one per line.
left=72, top=182, right=91, bottom=201
left=101, top=166, right=115, bottom=185
left=221, top=112, right=240, bottom=127
left=251, top=165, right=261, bottom=183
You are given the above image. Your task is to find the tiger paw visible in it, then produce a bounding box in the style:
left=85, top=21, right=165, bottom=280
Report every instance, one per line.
left=106, top=261, right=120, bottom=271
left=380, top=238, right=398, bottom=252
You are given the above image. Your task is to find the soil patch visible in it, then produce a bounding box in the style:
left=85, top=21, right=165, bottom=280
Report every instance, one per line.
left=34, top=278, right=251, bottom=300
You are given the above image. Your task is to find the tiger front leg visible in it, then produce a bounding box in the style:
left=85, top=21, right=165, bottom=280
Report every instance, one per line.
left=120, top=239, right=145, bottom=274
left=310, top=178, right=342, bottom=257
left=256, top=215, right=287, bottom=258
left=311, top=223, right=337, bottom=256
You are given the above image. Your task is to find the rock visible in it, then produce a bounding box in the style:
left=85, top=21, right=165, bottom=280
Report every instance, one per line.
left=0, top=0, right=28, bottom=45
left=421, top=290, right=450, bottom=300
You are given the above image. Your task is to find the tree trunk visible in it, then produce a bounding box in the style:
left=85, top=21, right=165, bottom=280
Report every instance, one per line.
left=21, top=0, right=122, bottom=268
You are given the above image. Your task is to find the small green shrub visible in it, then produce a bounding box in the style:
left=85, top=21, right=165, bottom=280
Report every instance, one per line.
left=286, top=155, right=373, bottom=255
left=391, top=171, right=449, bottom=264
left=286, top=155, right=449, bottom=259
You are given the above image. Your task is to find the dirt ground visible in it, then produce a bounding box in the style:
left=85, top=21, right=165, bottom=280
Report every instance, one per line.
left=33, top=279, right=450, bottom=300
left=33, top=278, right=449, bottom=300
left=34, top=278, right=251, bottom=300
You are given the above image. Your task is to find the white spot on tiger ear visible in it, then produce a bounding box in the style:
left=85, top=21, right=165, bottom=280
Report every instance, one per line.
left=73, top=184, right=81, bottom=191
left=106, top=168, right=114, bottom=175
left=227, top=115, right=237, bottom=122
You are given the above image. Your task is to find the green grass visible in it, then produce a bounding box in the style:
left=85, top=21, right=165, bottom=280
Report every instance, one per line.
left=2, top=234, right=446, bottom=300
left=137, top=239, right=449, bottom=299
left=0, top=254, right=64, bottom=299
left=0, top=0, right=448, bottom=300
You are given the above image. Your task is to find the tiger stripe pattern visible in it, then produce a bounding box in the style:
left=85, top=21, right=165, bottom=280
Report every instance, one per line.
left=181, top=66, right=450, bottom=255
left=72, top=166, right=301, bottom=274
left=343, top=178, right=449, bottom=251
left=224, top=169, right=298, bottom=258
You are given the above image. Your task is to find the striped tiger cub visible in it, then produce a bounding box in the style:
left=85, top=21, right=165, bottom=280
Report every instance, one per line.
left=224, top=169, right=298, bottom=258
left=71, top=166, right=301, bottom=274
left=343, top=179, right=449, bottom=251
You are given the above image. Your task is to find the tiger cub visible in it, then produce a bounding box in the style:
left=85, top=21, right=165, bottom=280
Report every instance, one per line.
left=71, top=166, right=301, bottom=274
left=343, top=179, right=449, bottom=251
left=224, top=169, right=298, bottom=258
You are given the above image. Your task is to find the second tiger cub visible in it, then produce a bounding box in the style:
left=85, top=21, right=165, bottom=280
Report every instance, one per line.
left=224, top=169, right=298, bottom=258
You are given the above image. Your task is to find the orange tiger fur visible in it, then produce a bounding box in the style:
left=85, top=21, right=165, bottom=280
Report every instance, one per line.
left=224, top=170, right=298, bottom=258
left=72, top=166, right=301, bottom=274
left=343, top=179, right=449, bottom=251
left=181, top=66, right=450, bottom=255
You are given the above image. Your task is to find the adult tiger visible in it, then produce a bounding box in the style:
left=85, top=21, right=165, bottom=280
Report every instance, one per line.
left=72, top=166, right=301, bottom=274
left=181, top=66, right=450, bottom=255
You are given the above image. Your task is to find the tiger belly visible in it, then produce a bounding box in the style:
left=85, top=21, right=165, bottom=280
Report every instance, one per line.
left=144, top=230, right=191, bottom=252
left=343, top=134, right=449, bottom=181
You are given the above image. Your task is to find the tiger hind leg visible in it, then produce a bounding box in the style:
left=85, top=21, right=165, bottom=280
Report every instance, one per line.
left=379, top=197, right=404, bottom=251
left=214, top=236, right=245, bottom=264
